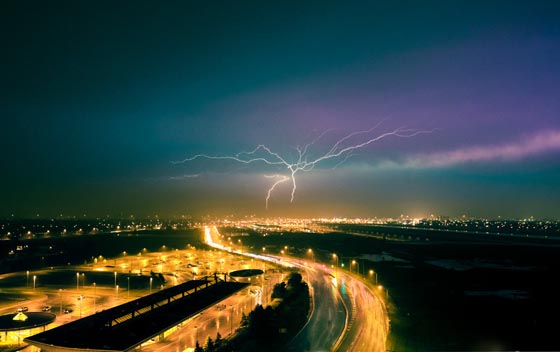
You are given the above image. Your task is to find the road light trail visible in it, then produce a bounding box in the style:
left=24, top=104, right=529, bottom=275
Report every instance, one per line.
left=204, top=227, right=345, bottom=348
left=174, top=125, right=433, bottom=208
left=203, top=226, right=389, bottom=352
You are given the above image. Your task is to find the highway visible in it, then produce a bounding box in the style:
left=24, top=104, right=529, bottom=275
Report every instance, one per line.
left=335, top=270, right=389, bottom=352
left=205, top=226, right=389, bottom=352
left=287, top=262, right=346, bottom=352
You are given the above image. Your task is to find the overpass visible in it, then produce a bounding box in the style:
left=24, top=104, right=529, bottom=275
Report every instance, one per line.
left=25, top=278, right=248, bottom=351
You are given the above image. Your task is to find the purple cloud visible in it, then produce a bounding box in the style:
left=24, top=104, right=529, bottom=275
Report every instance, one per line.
left=406, top=130, right=560, bottom=168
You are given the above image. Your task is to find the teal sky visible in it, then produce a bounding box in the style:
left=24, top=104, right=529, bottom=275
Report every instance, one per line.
left=1, top=1, right=560, bottom=218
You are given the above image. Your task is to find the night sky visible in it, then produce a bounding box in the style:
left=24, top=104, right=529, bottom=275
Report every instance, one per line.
left=2, top=1, right=560, bottom=219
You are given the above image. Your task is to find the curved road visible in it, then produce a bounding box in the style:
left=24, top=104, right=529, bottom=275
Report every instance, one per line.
left=206, top=226, right=389, bottom=352
left=335, top=270, right=388, bottom=352
left=286, top=261, right=346, bottom=352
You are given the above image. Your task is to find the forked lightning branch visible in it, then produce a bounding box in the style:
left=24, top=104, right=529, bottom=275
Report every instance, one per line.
left=174, top=125, right=432, bottom=209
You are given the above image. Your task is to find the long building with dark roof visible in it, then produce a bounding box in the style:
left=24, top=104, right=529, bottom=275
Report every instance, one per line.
left=25, top=278, right=248, bottom=351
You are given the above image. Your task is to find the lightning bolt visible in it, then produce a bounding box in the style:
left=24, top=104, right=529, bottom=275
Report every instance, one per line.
left=174, top=125, right=433, bottom=208
left=264, top=175, right=291, bottom=209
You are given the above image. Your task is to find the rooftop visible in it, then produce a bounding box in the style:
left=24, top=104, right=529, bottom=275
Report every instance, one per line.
left=26, top=278, right=248, bottom=351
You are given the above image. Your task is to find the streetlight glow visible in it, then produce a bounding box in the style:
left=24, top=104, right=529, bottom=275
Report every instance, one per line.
left=351, top=259, right=360, bottom=275
left=332, top=254, right=339, bottom=280
left=308, top=248, right=315, bottom=261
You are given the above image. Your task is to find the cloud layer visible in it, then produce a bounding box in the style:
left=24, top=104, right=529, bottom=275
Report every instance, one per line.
left=406, top=130, right=560, bottom=168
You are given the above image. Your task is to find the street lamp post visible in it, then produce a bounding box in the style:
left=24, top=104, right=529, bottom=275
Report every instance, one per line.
left=114, top=272, right=117, bottom=288
left=332, top=254, right=339, bottom=279
left=127, top=277, right=130, bottom=299
left=307, top=249, right=314, bottom=261
left=116, top=285, right=119, bottom=299
left=26, top=270, right=29, bottom=288
left=76, top=272, right=79, bottom=291
left=230, top=306, right=233, bottom=335
left=352, top=260, right=360, bottom=275
left=149, top=277, right=153, bottom=294
left=378, top=285, right=388, bottom=298
left=33, top=275, right=36, bottom=289
left=93, top=282, right=96, bottom=312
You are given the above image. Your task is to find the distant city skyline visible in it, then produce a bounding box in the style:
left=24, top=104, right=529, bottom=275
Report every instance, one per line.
left=2, top=1, right=559, bottom=219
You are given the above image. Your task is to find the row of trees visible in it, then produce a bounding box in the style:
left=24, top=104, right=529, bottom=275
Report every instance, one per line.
left=196, top=272, right=310, bottom=352
left=194, top=332, right=228, bottom=352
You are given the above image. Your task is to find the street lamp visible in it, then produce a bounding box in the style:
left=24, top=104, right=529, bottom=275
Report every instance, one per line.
left=351, top=260, right=359, bottom=275
left=307, top=249, right=314, bottom=261
left=149, top=277, right=153, bottom=294
left=76, top=272, right=79, bottom=291
left=127, top=277, right=130, bottom=299
left=114, top=272, right=117, bottom=288
left=369, top=269, right=377, bottom=284
left=378, top=285, right=388, bottom=298
left=26, top=270, right=29, bottom=288
left=332, top=254, right=339, bottom=279
left=116, top=285, right=119, bottom=299
left=33, top=275, right=36, bottom=289
left=230, top=306, right=234, bottom=335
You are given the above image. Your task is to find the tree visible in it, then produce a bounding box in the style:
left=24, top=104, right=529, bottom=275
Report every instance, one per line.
left=194, top=341, right=204, bottom=352
left=272, top=282, right=287, bottom=299
left=287, top=272, right=303, bottom=288
left=215, top=332, right=223, bottom=348
left=241, top=312, right=249, bottom=327
left=206, top=336, right=215, bottom=351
